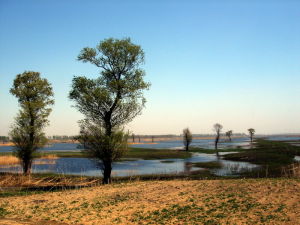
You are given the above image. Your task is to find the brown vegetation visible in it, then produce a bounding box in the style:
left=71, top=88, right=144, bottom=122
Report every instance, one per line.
left=0, top=179, right=299, bottom=224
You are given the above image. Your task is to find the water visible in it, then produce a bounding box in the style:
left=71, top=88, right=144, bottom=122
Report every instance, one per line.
left=130, top=137, right=250, bottom=149
left=2, top=135, right=298, bottom=177
left=0, top=138, right=250, bottom=152
left=0, top=153, right=260, bottom=177
left=0, top=143, right=82, bottom=153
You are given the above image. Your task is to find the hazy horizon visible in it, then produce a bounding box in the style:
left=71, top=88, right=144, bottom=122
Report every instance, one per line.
left=1, top=0, right=300, bottom=136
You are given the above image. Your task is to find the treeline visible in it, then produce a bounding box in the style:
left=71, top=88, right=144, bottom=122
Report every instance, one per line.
left=49, top=135, right=76, bottom=140
left=0, top=136, right=9, bottom=143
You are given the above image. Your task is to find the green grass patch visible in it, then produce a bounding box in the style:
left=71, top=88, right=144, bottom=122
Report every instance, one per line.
left=190, top=147, right=246, bottom=154
left=190, top=161, right=223, bottom=169
left=124, top=148, right=191, bottom=160
left=160, top=160, right=175, bottom=163
left=223, top=139, right=300, bottom=177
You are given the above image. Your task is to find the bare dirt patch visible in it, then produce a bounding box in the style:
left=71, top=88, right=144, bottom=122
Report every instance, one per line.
left=0, top=179, right=299, bottom=224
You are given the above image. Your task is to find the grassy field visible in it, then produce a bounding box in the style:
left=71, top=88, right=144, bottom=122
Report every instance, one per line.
left=0, top=178, right=299, bottom=224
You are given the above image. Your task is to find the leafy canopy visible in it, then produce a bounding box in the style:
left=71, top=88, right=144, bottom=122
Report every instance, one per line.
left=10, top=71, right=54, bottom=172
left=69, top=38, right=150, bottom=130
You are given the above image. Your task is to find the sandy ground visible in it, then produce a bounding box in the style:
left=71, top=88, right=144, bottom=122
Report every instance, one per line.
left=0, top=179, right=299, bottom=225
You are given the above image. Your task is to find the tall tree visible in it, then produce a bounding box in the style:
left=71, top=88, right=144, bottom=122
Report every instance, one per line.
left=69, top=38, right=150, bottom=184
left=213, top=123, right=223, bottom=155
left=183, top=128, right=192, bottom=151
left=10, top=71, right=54, bottom=175
left=248, top=128, right=255, bottom=143
left=225, top=130, right=233, bottom=141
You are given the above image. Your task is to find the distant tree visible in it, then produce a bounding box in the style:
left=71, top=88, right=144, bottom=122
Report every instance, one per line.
left=152, top=136, right=154, bottom=143
left=0, top=136, right=9, bottom=143
left=132, top=133, right=135, bottom=143
left=10, top=71, right=54, bottom=175
left=225, top=130, right=233, bottom=141
left=213, top=123, right=223, bottom=153
left=183, top=128, right=193, bottom=151
left=248, top=128, right=255, bottom=143
left=138, top=136, right=141, bottom=143
left=69, top=38, right=150, bottom=184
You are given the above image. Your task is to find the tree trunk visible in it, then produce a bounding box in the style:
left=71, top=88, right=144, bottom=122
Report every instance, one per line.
left=102, top=160, right=112, bottom=184
left=23, top=159, right=32, bottom=175
left=215, top=135, right=219, bottom=157
left=186, top=144, right=189, bottom=151
left=215, top=136, right=219, bottom=150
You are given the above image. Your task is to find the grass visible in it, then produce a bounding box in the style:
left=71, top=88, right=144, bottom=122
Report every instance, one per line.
left=0, top=155, right=19, bottom=165
left=0, top=179, right=298, bottom=224
left=124, top=147, right=192, bottom=160
left=189, top=161, right=223, bottom=169
left=160, top=160, right=175, bottom=163
left=190, top=147, right=246, bottom=154
left=223, top=139, right=300, bottom=177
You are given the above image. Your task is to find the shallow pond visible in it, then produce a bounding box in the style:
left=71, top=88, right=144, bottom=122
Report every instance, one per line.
left=0, top=152, right=259, bottom=177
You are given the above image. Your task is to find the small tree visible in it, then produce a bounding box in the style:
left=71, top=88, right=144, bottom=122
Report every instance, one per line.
left=248, top=128, right=255, bottom=143
left=225, top=130, right=233, bottom=141
left=10, top=71, right=54, bottom=175
left=69, top=38, right=150, bottom=184
left=132, top=133, right=135, bottom=143
left=213, top=123, right=223, bottom=152
left=183, top=128, right=192, bottom=151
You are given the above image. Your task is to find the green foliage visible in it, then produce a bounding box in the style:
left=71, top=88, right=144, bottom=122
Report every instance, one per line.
left=69, top=38, right=150, bottom=131
left=9, top=71, right=54, bottom=174
left=69, top=38, right=150, bottom=183
left=76, top=119, right=129, bottom=163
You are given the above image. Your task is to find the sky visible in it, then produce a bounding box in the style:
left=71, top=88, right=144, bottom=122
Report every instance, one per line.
left=0, top=0, right=300, bottom=136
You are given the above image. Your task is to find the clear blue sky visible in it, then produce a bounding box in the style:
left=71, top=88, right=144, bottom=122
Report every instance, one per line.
left=0, top=0, right=299, bottom=136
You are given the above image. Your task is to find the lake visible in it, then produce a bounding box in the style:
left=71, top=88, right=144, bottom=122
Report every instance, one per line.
left=0, top=137, right=251, bottom=152
left=0, top=152, right=259, bottom=177
left=0, top=135, right=298, bottom=177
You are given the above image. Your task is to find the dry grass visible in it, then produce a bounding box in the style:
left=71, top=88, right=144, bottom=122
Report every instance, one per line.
left=0, top=156, right=19, bottom=166
left=0, top=155, right=59, bottom=167
left=0, top=174, right=100, bottom=188
left=282, top=162, right=300, bottom=178
left=0, top=179, right=299, bottom=224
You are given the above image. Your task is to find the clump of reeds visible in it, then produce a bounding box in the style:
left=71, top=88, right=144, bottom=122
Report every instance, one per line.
left=41, top=154, right=58, bottom=159
left=0, top=155, right=19, bottom=165
left=281, top=162, right=300, bottom=178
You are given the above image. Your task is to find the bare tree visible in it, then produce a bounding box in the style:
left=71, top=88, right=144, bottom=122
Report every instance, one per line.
left=213, top=123, right=223, bottom=154
left=225, top=130, right=233, bottom=141
left=132, top=133, right=135, bottom=143
left=248, top=128, right=255, bottom=143
left=183, top=128, right=192, bottom=151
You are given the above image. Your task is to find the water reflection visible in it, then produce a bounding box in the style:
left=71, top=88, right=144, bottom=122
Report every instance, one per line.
left=0, top=152, right=260, bottom=177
